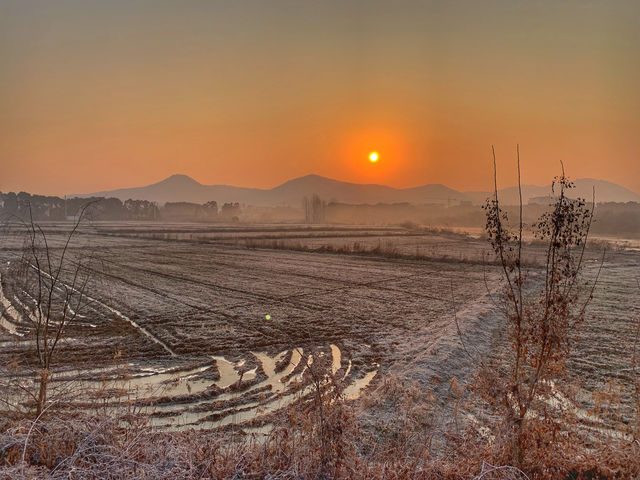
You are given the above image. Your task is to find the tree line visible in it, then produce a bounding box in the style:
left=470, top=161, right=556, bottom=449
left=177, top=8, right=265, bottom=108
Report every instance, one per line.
left=0, top=191, right=242, bottom=222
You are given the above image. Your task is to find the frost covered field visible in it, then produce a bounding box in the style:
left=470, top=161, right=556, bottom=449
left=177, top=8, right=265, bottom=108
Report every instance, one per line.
left=0, top=222, right=637, bottom=433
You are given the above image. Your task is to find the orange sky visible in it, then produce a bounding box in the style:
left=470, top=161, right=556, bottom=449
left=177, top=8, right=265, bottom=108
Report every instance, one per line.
left=1, top=1, right=639, bottom=195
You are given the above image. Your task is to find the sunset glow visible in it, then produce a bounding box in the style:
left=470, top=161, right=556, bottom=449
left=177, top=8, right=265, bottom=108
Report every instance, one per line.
left=1, top=1, right=639, bottom=195
left=369, top=152, right=379, bottom=163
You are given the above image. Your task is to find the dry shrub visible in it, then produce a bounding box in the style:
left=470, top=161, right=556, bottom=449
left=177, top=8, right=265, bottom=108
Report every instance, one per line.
left=480, top=156, right=592, bottom=466
left=473, top=149, right=640, bottom=479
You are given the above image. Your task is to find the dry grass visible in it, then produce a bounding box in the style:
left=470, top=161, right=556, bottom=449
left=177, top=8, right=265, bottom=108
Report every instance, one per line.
left=1, top=369, right=638, bottom=479
left=243, top=237, right=498, bottom=266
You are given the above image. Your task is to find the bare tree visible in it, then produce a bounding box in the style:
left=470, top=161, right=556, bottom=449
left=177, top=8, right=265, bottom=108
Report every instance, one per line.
left=303, top=194, right=326, bottom=224
left=10, top=203, right=96, bottom=416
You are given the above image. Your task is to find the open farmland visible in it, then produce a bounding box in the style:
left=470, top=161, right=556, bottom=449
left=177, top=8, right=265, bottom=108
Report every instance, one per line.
left=0, top=222, right=638, bottom=435
left=94, top=223, right=495, bottom=263
left=0, top=223, right=504, bottom=430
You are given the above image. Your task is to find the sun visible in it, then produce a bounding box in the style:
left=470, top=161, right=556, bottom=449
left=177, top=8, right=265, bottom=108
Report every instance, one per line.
left=368, top=151, right=379, bottom=163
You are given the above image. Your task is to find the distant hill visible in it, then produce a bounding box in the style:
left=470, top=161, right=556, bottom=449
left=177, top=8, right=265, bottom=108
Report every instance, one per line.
left=77, top=174, right=640, bottom=207
left=77, top=174, right=470, bottom=206
left=465, top=178, right=640, bottom=205
left=84, top=174, right=265, bottom=205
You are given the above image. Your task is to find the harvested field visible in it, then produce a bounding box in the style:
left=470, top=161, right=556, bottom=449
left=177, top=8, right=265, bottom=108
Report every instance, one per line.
left=0, top=222, right=637, bottom=435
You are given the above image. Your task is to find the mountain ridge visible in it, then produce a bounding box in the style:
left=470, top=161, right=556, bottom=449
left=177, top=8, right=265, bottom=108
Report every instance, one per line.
left=76, top=174, right=640, bottom=206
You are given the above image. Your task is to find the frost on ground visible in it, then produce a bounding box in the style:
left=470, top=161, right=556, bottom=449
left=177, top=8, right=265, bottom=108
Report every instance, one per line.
left=0, top=223, right=636, bottom=434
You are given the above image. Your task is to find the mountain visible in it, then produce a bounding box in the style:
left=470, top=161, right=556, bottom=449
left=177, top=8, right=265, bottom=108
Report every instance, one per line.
left=84, top=174, right=266, bottom=205
left=267, top=175, right=466, bottom=205
left=78, top=174, right=640, bottom=207
left=77, top=174, right=470, bottom=206
left=465, top=178, right=640, bottom=205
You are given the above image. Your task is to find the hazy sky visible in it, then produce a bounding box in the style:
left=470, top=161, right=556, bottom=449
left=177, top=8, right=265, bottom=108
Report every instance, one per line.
left=1, top=0, right=639, bottom=195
